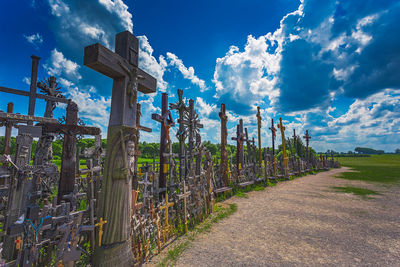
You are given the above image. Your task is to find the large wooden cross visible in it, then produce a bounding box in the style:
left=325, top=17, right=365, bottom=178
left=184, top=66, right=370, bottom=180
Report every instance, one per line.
left=218, top=103, right=229, bottom=186
left=269, top=118, right=277, bottom=177
left=38, top=101, right=101, bottom=202
left=277, top=117, right=289, bottom=178
left=85, top=31, right=156, bottom=265
left=231, top=119, right=245, bottom=176
left=177, top=99, right=203, bottom=177
left=152, top=93, right=175, bottom=200
left=256, top=107, right=262, bottom=166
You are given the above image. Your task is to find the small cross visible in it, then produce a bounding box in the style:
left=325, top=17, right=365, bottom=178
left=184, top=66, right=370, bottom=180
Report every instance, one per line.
left=131, top=190, right=143, bottom=217
left=95, top=217, right=107, bottom=247
left=159, top=193, right=174, bottom=242
left=178, top=180, right=191, bottom=233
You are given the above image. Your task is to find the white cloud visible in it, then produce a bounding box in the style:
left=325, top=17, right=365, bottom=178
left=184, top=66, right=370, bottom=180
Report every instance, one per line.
left=166, top=52, right=208, bottom=92
left=138, top=35, right=168, bottom=92
left=44, top=49, right=82, bottom=80
left=98, top=0, right=133, bottom=32
left=196, top=97, right=216, bottom=117
left=60, top=78, right=111, bottom=128
left=22, top=77, right=31, bottom=85
left=24, top=33, right=43, bottom=47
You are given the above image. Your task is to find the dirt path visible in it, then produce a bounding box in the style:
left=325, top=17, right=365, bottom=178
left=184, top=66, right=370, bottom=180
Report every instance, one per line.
left=173, top=168, right=400, bottom=266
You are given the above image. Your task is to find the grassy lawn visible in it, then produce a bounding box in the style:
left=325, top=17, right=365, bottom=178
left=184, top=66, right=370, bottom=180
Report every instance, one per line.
left=337, top=154, right=400, bottom=183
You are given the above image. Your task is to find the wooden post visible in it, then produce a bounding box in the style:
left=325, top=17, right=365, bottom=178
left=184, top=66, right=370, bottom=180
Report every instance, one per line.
left=256, top=106, right=262, bottom=166
left=3, top=102, right=13, bottom=155
left=269, top=118, right=277, bottom=177
left=219, top=103, right=229, bottom=186
left=28, top=55, right=40, bottom=125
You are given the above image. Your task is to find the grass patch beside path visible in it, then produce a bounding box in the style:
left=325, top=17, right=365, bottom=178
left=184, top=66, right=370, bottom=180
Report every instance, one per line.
left=332, top=186, right=380, bottom=197
left=337, top=155, right=400, bottom=183
left=158, top=203, right=237, bottom=267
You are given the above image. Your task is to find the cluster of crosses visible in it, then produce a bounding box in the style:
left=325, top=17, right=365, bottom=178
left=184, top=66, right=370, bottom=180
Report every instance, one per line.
left=0, top=31, right=340, bottom=266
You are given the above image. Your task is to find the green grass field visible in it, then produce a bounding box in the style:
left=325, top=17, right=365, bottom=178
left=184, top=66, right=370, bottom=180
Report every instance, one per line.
left=337, top=154, right=400, bottom=183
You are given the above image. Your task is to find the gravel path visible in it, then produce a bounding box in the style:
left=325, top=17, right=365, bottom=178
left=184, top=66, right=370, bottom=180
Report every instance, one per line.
left=174, top=168, right=400, bottom=266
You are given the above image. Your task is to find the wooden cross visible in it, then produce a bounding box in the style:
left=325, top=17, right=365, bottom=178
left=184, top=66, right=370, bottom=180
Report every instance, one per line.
left=177, top=180, right=191, bottom=233
left=170, top=89, right=188, bottom=182
left=159, top=193, right=174, bottom=243
left=95, top=217, right=107, bottom=247
left=0, top=56, right=70, bottom=125
left=84, top=31, right=157, bottom=260
left=138, top=165, right=153, bottom=208
left=303, top=130, right=311, bottom=168
left=244, top=128, right=252, bottom=165
left=218, top=103, right=229, bottom=186
left=178, top=99, right=203, bottom=161
left=256, top=106, right=262, bottom=166
left=292, top=129, right=297, bottom=157
left=231, top=119, right=245, bottom=175
left=2, top=102, right=14, bottom=155
left=38, top=101, right=101, bottom=202
left=152, top=93, right=175, bottom=200
left=277, top=117, right=289, bottom=178
left=131, top=190, right=143, bottom=217
left=269, top=118, right=277, bottom=177
left=84, top=31, right=156, bottom=127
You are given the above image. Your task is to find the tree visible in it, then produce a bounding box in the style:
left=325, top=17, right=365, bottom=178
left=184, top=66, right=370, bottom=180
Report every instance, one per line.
left=395, top=148, right=400, bottom=154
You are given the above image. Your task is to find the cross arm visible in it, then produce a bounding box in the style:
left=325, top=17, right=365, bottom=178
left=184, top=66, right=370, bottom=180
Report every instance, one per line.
left=39, top=123, right=101, bottom=136
left=0, top=86, right=70, bottom=104
left=84, top=43, right=156, bottom=94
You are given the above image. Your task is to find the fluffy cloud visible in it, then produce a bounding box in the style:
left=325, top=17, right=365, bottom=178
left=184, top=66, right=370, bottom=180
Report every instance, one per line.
left=166, top=52, right=207, bottom=92
left=44, top=49, right=82, bottom=80
left=213, top=0, right=400, bottom=115
left=138, top=36, right=168, bottom=92
left=58, top=78, right=111, bottom=130
left=24, top=33, right=43, bottom=48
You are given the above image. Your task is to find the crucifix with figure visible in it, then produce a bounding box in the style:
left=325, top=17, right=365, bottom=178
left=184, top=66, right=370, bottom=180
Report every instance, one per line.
left=277, top=118, right=289, bottom=178
left=84, top=30, right=156, bottom=266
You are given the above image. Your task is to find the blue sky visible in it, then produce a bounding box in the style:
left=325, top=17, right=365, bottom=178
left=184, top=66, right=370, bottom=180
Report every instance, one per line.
left=1, top=0, right=399, bottom=152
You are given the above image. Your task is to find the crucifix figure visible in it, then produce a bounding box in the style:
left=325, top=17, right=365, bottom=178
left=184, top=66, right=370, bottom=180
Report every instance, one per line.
left=152, top=93, right=175, bottom=200
left=277, top=118, right=289, bottom=178
left=269, top=118, right=277, bottom=177
left=218, top=103, right=229, bottom=187
left=303, top=130, right=311, bottom=170
left=84, top=31, right=156, bottom=265
left=256, top=106, right=262, bottom=166
left=170, top=89, right=188, bottom=182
